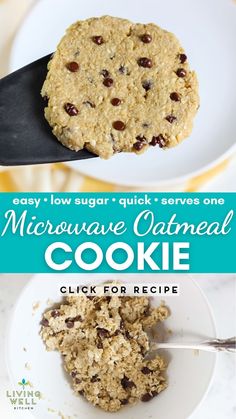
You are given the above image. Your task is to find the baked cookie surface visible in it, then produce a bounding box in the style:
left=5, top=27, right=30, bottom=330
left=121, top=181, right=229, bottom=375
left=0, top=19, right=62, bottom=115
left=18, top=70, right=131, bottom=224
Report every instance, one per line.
left=41, top=295, right=169, bottom=412
left=42, top=16, right=199, bottom=159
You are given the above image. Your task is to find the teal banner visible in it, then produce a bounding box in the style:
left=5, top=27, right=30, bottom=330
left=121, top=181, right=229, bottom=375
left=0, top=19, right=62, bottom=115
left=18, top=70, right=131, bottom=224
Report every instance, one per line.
left=0, top=193, right=235, bottom=273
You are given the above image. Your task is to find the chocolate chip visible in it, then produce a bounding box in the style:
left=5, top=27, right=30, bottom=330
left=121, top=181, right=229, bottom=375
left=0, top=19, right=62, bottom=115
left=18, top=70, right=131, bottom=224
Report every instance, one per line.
left=79, top=390, right=84, bottom=396
left=97, top=327, right=110, bottom=339
left=140, top=345, right=147, bottom=356
left=113, top=329, right=121, bottom=336
left=143, top=305, right=150, bottom=316
left=94, top=302, right=101, bottom=311
left=83, top=101, right=95, bottom=108
left=103, top=77, right=114, bottom=87
left=101, top=69, right=110, bottom=78
left=141, top=393, right=153, bottom=402
left=97, top=340, right=103, bottom=349
left=106, top=296, right=111, bottom=302
left=75, top=378, right=82, bottom=384
left=91, top=374, right=100, bottom=383
left=87, top=296, right=95, bottom=300
left=133, top=141, right=145, bottom=151
left=125, top=331, right=131, bottom=340
left=150, top=134, right=166, bottom=148
left=41, top=318, right=49, bottom=327
left=176, top=68, right=187, bottom=78
left=141, top=367, right=152, bottom=375
left=179, top=53, right=187, bottom=63
left=142, top=80, right=153, bottom=91
left=64, top=103, right=79, bottom=116
left=133, top=135, right=147, bottom=150
left=121, top=376, right=136, bottom=390
left=111, top=98, right=121, bottom=106
left=136, top=135, right=146, bottom=142
left=170, top=92, right=180, bottom=102
left=140, top=34, right=152, bottom=43
left=65, top=318, right=75, bottom=328
left=120, top=399, right=129, bottom=405
left=71, top=371, right=77, bottom=378
left=92, top=36, right=104, bottom=45
left=138, top=57, right=153, bottom=68
left=113, top=121, right=126, bottom=131
left=165, top=115, right=177, bottom=123
left=66, top=62, right=79, bottom=72
left=51, top=310, right=60, bottom=318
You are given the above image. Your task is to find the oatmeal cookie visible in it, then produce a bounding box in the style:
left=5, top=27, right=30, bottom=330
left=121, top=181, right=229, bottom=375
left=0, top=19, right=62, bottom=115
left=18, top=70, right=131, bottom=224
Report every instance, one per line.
left=41, top=16, right=199, bottom=159
left=41, top=295, right=169, bottom=412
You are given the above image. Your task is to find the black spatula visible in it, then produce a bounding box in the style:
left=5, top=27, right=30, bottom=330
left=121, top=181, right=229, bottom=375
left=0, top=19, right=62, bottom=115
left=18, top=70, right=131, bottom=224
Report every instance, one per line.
left=0, top=54, right=95, bottom=166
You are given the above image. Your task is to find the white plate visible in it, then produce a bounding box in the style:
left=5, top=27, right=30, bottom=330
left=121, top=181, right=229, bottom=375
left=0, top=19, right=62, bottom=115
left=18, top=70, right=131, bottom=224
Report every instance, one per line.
left=6, top=274, right=216, bottom=419
left=9, top=0, right=236, bottom=187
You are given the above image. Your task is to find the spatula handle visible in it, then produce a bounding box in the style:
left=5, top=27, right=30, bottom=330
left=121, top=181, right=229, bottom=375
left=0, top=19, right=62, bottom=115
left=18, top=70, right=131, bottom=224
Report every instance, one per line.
left=0, top=55, right=95, bottom=165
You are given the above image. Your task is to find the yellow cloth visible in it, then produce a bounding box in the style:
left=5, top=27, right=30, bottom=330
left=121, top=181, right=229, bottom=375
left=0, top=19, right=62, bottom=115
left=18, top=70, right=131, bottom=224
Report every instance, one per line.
left=0, top=159, right=231, bottom=192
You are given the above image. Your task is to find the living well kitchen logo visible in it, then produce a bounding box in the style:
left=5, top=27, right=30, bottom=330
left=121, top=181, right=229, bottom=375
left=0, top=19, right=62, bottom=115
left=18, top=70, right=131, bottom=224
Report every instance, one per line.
left=6, top=378, right=41, bottom=410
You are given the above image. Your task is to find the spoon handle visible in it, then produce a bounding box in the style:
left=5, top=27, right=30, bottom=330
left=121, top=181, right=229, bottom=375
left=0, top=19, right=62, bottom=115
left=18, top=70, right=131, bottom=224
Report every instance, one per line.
left=155, top=337, right=236, bottom=353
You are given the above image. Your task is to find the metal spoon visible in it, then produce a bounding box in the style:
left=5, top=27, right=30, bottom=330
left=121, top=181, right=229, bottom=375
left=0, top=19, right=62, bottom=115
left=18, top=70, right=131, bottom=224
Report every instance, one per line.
left=149, top=337, right=236, bottom=353
left=0, top=54, right=95, bottom=166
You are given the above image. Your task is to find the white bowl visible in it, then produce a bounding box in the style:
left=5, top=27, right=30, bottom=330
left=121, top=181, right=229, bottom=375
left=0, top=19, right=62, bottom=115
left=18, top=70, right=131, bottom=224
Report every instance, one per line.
left=6, top=274, right=216, bottom=419
left=9, top=0, right=236, bottom=187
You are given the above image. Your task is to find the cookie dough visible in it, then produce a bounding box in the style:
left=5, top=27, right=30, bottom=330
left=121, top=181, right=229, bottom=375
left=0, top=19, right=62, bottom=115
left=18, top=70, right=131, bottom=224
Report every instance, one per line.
left=41, top=295, right=169, bottom=412
left=41, top=16, right=199, bottom=159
